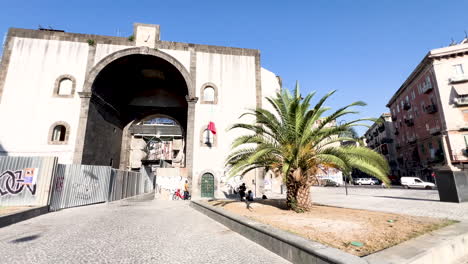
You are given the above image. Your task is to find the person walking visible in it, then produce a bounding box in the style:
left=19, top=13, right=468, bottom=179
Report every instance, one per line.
left=183, top=180, right=190, bottom=200
left=238, top=183, right=246, bottom=201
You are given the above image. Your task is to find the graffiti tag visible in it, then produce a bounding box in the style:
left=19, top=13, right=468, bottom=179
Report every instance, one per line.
left=0, top=170, right=37, bottom=196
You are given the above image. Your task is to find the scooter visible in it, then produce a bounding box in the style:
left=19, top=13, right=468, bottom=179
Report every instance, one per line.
left=172, top=189, right=191, bottom=200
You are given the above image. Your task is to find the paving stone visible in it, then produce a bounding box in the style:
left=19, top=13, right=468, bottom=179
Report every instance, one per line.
left=0, top=200, right=289, bottom=264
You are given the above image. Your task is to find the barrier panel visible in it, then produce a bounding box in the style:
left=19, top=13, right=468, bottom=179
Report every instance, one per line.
left=0, top=156, right=57, bottom=206
left=49, top=164, right=111, bottom=211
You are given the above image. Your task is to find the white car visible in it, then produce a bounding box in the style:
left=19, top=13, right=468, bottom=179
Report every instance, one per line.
left=401, top=177, right=436, bottom=189
left=355, top=178, right=379, bottom=185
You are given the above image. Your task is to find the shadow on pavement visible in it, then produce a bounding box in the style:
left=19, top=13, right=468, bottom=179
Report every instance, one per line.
left=376, top=195, right=439, bottom=202
left=9, top=234, right=40, bottom=243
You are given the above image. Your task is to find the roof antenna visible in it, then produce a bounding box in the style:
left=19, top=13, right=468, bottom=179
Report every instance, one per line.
left=450, top=38, right=456, bottom=46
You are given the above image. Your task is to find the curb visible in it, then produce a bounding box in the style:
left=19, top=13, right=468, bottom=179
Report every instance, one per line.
left=190, top=200, right=367, bottom=264
left=364, top=221, right=468, bottom=264
left=0, top=206, right=49, bottom=228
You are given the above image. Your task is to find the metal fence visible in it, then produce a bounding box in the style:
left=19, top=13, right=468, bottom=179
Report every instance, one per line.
left=50, top=164, right=155, bottom=211
left=0, top=156, right=57, bottom=206
left=49, top=164, right=112, bottom=211
left=108, top=167, right=155, bottom=202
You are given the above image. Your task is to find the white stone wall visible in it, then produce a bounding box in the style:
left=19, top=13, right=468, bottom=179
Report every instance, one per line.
left=261, top=67, right=281, bottom=112
left=0, top=37, right=88, bottom=163
left=192, top=52, right=257, bottom=198
left=94, top=44, right=132, bottom=65
left=160, top=49, right=191, bottom=74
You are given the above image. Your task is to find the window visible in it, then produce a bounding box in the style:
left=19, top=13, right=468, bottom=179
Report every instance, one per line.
left=463, top=110, right=468, bottom=122
left=52, top=125, right=66, bottom=142
left=420, top=144, right=425, bottom=154
left=406, top=95, right=409, bottom=103
left=454, top=64, right=464, bottom=75
left=200, top=83, right=218, bottom=104
left=411, top=90, right=416, bottom=100
left=48, top=122, right=70, bottom=144
left=58, top=79, right=73, bottom=95
left=203, top=87, right=215, bottom=102
left=53, top=75, right=76, bottom=97
left=397, top=105, right=400, bottom=113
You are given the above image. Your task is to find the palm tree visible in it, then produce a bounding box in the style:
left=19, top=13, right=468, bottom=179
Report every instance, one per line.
left=226, top=83, right=390, bottom=212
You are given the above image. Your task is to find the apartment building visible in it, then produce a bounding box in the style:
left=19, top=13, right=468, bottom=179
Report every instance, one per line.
left=387, top=39, right=468, bottom=183
left=364, top=113, right=399, bottom=178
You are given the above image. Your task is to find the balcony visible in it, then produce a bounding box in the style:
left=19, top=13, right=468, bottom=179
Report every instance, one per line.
left=403, top=102, right=411, bottom=110
left=405, top=118, right=414, bottom=127
left=454, top=96, right=468, bottom=106
left=424, top=104, right=437, bottom=114
left=429, top=126, right=441, bottom=135
left=449, top=75, right=468, bottom=84
left=421, top=82, right=433, bottom=93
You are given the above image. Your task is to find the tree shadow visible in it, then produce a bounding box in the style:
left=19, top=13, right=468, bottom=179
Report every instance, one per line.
left=255, top=198, right=289, bottom=210
left=9, top=234, right=40, bottom=243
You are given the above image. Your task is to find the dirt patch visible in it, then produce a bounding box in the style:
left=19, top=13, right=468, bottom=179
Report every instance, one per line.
left=0, top=206, right=36, bottom=217
left=208, top=199, right=455, bottom=256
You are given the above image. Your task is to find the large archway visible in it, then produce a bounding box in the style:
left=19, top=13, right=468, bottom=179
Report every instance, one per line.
left=77, top=48, right=195, bottom=173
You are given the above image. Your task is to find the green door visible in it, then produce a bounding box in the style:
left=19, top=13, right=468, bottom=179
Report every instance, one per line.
left=201, top=173, right=214, bottom=197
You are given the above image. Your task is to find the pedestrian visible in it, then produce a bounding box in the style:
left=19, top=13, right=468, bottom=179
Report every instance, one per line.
left=247, top=190, right=254, bottom=201
left=239, top=183, right=246, bottom=201
left=183, top=180, right=190, bottom=200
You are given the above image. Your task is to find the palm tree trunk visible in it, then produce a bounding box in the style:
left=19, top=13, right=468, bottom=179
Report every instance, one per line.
left=296, top=183, right=313, bottom=210
left=286, top=174, right=313, bottom=212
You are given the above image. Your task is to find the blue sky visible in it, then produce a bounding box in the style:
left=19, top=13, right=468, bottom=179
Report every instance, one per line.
left=1, top=1, right=468, bottom=135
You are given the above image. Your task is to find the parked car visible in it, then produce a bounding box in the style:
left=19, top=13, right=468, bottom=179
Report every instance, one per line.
left=400, top=177, right=436, bottom=189
left=323, top=179, right=340, bottom=187
left=354, top=178, right=379, bottom=185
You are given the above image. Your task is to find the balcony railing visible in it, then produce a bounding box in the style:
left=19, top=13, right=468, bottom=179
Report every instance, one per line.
left=405, top=118, right=414, bottom=126
left=424, top=104, right=437, bottom=114
left=454, top=96, right=468, bottom=106
left=422, top=82, right=433, bottom=93
left=429, top=126, right=441, bottom=135
left=403, top=102, right=411, bottom=110
left=449, top=75, right=468, bottom=84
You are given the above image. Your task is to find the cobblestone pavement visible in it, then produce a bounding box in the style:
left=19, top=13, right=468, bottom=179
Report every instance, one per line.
left=310, top=186, right=468, bottom=221
left=0, top=199, right=289, bottom=264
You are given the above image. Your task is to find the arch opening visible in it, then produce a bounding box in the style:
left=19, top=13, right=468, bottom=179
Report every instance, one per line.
left=81, top=54, right=189, bottom=169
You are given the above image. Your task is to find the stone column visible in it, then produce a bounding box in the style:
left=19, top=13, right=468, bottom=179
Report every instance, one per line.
left=185, top=96, right=198, bottom=191
left=73, top=92, right=92, bottom=164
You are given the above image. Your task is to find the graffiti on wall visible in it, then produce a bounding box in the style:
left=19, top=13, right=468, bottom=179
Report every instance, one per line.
left=0, top=168, right=38, bottom=196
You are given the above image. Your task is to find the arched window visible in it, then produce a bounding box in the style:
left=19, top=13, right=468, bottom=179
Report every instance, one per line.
left=200, top=128, right=217, bottom=147
left=53, top=75, right=76, bottom=98
left=48, top=122, right=70, bottom=145
left=200, top=82, right=218, bottom=104
left=58, top=79, right=73, bottom=95
left=52, top=125, right=66, bottom=142
left=203, top=87, right=215, bottom=102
